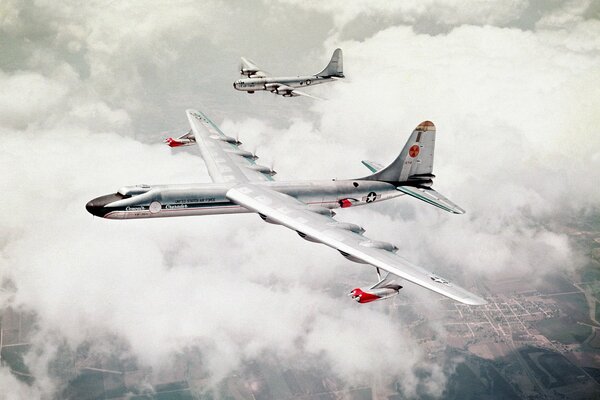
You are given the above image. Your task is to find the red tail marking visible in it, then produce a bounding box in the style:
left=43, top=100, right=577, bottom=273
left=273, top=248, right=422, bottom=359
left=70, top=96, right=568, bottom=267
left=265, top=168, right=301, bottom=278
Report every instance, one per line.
left=409, top=145, right=420, bottom=158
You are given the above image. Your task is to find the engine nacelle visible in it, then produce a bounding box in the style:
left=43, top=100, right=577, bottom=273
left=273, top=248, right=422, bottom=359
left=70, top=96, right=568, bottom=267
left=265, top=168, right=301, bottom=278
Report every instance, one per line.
left=349, top=286, right=401, bottom=303
left=359, top=240, right=398, bottom=252
left=210, top=134, right=242, bottom=145
left=328, top=221, right=364, bottom=234
left=225, top=149, right=257, bottom=159
left=258, top=213, right=279, bottom=225
left=264, top=83, right=279, bottom=92
left=296, top=230, right=320, bottom=243
left=248, top=164, right=276, bottom=176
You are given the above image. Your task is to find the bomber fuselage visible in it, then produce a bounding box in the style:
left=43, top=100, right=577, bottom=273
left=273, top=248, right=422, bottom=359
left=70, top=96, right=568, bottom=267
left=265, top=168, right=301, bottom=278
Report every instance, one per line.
left=233, top=75, right=334, bottom=92
left=86, top=179, right=402, bottom=220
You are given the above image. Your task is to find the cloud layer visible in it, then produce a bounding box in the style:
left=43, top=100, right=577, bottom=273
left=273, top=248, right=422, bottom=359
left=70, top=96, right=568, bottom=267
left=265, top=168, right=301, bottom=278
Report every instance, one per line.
left=1, top=1, right=599, bottom=398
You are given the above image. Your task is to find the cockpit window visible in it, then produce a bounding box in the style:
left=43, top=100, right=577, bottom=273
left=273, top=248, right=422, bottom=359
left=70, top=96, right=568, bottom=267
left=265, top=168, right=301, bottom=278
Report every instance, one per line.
left=117, top=184, right=151, bottom=197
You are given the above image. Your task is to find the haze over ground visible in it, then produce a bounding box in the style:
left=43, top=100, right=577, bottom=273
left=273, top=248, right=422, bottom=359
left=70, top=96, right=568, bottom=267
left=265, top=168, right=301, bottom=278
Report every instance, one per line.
left=1, top=0, right=599, bottom=397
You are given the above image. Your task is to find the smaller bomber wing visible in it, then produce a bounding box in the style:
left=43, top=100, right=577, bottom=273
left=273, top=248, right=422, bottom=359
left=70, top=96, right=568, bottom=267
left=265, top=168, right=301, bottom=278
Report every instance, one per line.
left=226, top=183, right=486, bottom=305
left=240, top=57, right=268, bottom=78
left=264, top=83, right=322, bottom=100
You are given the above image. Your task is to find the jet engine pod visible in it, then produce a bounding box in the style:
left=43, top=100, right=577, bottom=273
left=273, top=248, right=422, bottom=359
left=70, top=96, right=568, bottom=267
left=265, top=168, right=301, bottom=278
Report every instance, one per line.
left=296, top=230, right=320, bottom=243
left=338, top=250, right=369, bottom=264
left=258, top=213, right=279, bottom=225
left=349, top=287, right=401, bottom=303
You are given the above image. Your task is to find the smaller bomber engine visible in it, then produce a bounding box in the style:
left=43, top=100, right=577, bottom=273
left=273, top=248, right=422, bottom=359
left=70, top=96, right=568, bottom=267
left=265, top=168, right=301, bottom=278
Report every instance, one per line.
left=349, top=285, right=402, bottom=304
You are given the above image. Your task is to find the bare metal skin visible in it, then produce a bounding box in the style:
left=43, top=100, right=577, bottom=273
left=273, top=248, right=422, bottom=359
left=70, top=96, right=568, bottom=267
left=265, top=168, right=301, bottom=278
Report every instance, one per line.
left=233, top=49, right=344, bottom=98
left=86, top=109, right=485, bottom=306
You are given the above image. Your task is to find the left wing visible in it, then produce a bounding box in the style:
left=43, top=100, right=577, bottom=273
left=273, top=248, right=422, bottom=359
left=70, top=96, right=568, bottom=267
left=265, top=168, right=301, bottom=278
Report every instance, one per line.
left=240, top=57, right=268, bottom=78
left=186, top=109, right=275, bottom=183
left=226, top=183, right=486, bottom=305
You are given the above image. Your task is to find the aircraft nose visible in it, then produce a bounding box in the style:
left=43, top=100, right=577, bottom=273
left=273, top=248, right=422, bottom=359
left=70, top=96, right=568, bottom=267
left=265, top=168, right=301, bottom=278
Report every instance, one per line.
left=233, top=81, right=238, bottom=89
left=85, top=193, right=123, bottom=218
left=85, top=200, right=103, bottom=217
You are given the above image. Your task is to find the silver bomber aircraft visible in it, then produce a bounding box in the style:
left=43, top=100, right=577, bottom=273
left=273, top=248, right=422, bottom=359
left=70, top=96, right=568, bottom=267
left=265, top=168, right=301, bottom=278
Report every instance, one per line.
left=86, top=109, right=487, bottom=306
left=233, top=49, right=344, bottom=99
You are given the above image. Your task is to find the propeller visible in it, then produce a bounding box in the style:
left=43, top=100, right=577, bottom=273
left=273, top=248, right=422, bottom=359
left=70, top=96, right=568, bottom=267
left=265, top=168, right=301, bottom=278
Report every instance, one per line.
left=250, top=145, right=259, bottom=161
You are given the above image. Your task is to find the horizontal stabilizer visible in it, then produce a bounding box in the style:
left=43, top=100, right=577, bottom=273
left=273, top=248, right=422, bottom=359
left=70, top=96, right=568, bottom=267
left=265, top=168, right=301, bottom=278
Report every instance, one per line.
left=361, top=160, right=384, bottom=173
left=397, top=186, right=465, bottom=214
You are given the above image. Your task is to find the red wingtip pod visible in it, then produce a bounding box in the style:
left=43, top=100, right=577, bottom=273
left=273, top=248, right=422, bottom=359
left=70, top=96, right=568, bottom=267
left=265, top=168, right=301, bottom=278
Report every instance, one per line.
left=349, top=288, right=382, bottom=304
left=416, top=121, right=435, bottom=131
left=165, top=137, right=184, bottom=147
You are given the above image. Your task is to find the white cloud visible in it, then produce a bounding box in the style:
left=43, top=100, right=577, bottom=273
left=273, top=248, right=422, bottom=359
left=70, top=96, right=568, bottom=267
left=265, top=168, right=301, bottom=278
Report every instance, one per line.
left=275, top=0, right=530, bottom=30
left=1, top=1, right=599, bottom=398
left=536, top=0, right=593, bottom=29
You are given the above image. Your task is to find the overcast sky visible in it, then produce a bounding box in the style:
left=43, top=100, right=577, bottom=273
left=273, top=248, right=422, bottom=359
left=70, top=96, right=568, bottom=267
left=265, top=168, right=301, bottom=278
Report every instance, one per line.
left=1, top=0, right=599, bottom=398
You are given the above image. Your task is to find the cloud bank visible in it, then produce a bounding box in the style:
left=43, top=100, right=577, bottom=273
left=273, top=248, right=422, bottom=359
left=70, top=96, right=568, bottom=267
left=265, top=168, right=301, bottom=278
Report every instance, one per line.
left=1, top=0, right=599, bottom=398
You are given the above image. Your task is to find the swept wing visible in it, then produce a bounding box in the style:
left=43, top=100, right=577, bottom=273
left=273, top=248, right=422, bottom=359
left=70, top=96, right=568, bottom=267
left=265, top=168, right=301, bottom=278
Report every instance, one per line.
left=186, top=109, right=274, bottom=183
left=226, top=183, right=486, bottom=305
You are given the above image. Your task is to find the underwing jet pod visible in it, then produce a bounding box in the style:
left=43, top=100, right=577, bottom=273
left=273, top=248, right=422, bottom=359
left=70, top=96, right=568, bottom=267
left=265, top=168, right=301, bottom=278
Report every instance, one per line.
left=86, top=109, right=487, bottom=306
left=233, top=48, right=344, bottom=99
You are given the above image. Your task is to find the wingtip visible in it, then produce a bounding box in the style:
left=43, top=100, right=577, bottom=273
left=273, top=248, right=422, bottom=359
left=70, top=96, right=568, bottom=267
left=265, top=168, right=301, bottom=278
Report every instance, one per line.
left=464, top=297, right=488, bottom=306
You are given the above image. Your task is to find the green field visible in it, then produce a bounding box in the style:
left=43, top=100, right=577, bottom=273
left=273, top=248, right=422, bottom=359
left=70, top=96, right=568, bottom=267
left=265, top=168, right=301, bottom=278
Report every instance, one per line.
left=535, top=318, right=592, bottom=344
left=582, top=281, right=600, bottom=298
left=555, top=292, right=591, bottom=323
left=588, top=329, right=600, bottom=349
left=0, top=344, right=32, bottom=381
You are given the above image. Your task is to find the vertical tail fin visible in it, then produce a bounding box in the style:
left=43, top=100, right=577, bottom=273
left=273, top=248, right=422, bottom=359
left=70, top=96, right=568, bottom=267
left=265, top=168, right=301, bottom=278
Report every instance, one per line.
left=361, top=121, right=465, bottom=214
left=364, top=121, right=436, bottom=184
left=316, top=48, right=344, bottom=78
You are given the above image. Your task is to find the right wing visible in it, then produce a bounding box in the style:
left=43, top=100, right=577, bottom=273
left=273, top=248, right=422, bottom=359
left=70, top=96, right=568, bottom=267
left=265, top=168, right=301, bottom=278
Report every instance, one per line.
left=226, top=183, right=486, bottom=305
left=240, top=57, right=268, bottom=78
left=266, top=83, right=322, bottom=100
left=186, top=109, right=275, bottom=183
left=289, top=88, right=322, bottom=100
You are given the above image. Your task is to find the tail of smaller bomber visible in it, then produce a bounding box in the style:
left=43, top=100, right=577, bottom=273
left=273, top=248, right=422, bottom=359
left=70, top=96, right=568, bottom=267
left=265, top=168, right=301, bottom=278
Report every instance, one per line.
left=316, top=48, right=344, bottom=78
left=361, top=121, right=466, bottom=214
